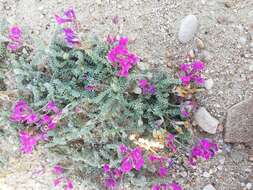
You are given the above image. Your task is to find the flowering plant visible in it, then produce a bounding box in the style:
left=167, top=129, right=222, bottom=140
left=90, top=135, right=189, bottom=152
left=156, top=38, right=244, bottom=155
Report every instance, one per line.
left=0, top=9, right=218, bottom=190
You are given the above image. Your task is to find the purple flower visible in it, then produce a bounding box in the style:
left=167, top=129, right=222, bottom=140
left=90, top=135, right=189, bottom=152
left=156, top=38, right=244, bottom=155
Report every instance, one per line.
left=25, top=114, right=39, bottom=124
left=107, top=35, right=117, bottom=45
left=53, top=164, right=64, bottom=175
left=63, top=28, right=80, bottom=47
left=55, top=8, right=76, bottom=24
left=64, top=178, right=74, bottom=190
left=7, top=26, right=22, bottom=52
left=189, top=139, right=218, bottom=166
left=119, top=144, right=128, bottom=154
left=54, top=177, right=63, bottom=187
left=192, top=60, right=204, bottom=71
left=178, top=60, right=205, bottom=86
left=107, top=37, right=139, bottom=78
left=19, top=131, right=37, bottom=154
left=84, top=85, right=95, bottom=91
left=170, top=182, right=183, bottom=190
left=104, top=178, right=116, bottom=189
left=47, top=100, right=60, bottom=113
left=103, top=164, right=110, bottom=173
left=180, top=76, right=191, bottom=86
left=158, top=166, right=168, bottom=177
left=166, top=133, right=177, bottom=153
left=138, top=79, right=156, bottom=95
left=151, top=185, right=161, bottom=190
left=180, top=101, right=197, bottom=118
left=119, top=145, right=144, bottom=173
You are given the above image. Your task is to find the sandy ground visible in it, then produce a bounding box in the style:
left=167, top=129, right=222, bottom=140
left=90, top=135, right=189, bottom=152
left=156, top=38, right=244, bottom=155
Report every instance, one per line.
left=0, top=0, right=252, bottom=189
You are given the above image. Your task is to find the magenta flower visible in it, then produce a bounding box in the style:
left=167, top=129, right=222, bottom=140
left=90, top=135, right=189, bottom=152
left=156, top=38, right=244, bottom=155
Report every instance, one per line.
left=54, top=177, right=63, bottom=187
left=55, top=8, right=76, bottom=24
left=120, top=146, right=144, bottom=173
left=104, top=178, right=117, bottom=189
left=119, top=144, right=128, bottom=154
left=64, top=179, right=74, bottom=190
left=10, top=100, right=37, bottom=124
left=178, top=60, right=205, bottom=86
left=158, top=166, right=168, bottom=177
left=7, top=26, right=22, bottom=52
left=170, top=182, right=183, bottom=190
left=103, top=164, right=110, bottom=173
left=192, top=60, right=204, bottom=71
left=180, top=100, right=197, bottom=118
left=47, top=100, right=60, bottom=113
left=63, top=28, right=80, bottom=47
left=107, top=37, right=139, bottom=78
left=106, top=35, right=117, bottom=45
left=138, top=79, right=156, bottom=95
left=53, top=164, right=64, bottom=175
left=166, top=133, right=177, bottom=153
left=19, top=131, right=37, bottom=154
left=188, top=138, right=218, bottom=166
left=84, top=85, right=95, bottom=91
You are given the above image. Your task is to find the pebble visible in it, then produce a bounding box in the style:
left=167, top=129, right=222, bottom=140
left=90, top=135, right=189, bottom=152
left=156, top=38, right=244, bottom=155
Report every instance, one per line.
left=204, top=79, right=214, bottom=90
left=246, top=183, right=252, bottom=189
left=203, top=171, right=210, bottom=178
left=217, top=165, right=223, bottom=171
left=230, top=150, right=245, bottom=163
left=196, top=38, right=205, bottom=49
left=218, top=155, right=225, bottom=164
left=203, top=184, right=216, bottom=190
left=178, top=15, right=198, bottom=43
left=133, top=86, right=142, bottom=94
left=194, top=107, right=219, bottom=134
left=201, top=50, right=213, bottom=62
left=239, top=37, right=247, bottom=45
left=249, top=64, right=253, bottom=71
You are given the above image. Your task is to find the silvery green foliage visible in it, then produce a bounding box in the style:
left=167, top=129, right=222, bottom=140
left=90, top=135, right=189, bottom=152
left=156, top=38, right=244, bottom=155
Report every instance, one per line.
left=6, top=32, right=184, bottom=186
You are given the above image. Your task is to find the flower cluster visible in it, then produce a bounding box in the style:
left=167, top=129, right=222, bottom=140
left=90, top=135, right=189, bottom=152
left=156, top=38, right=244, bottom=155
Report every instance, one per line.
left=52, top=164, right=74, bottom=190
left=151, top=182, right=182, bottom=190
left=19, top=131, right=37, bottom=154
left=166, top=133, right=177, bottom=153
left=188, top=139, right=218, bottom=166
left=178, top=60, right=205, bottom=86
left=7, top=26, right=22, bottom=52
left=55, top=9, right=80, bottom=47
left=10, top=100, right=37, bottom=123
left=179, top=100, right=197, bottom=118
left=138, top=79, right=156, bottom=95
left=10, top=100, right=61, bottom=154
left=119, top=144, right=144, bottom=173
left=103, top=164, right=123, bottom=189
left=107, top=37, right=139, bottom=78
left=148, top=154, right=173, bottom=177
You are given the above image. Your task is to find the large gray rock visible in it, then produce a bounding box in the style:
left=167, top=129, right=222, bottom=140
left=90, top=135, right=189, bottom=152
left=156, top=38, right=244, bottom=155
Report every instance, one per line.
left=225, top=98, right=253, bottom=143
left=194, top=107, right=219, bottom=134
left=178, top=15, right=198, bottom=43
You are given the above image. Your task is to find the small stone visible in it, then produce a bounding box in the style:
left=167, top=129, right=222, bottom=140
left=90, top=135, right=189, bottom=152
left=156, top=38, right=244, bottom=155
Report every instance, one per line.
left=218, top=155, right=225, bottom=164
left=204, top=79, right=214, bottom=90
left=178, top=15, right=198, bottom=43
left=249, top=155, right=253, bottom=162
left=181, top=171, right=187, bottom=177
left=217, top=165, right=223, bottom=171
left=249, top=64, right=253, bottom=71
left=224, top=1, right=233, bottom=8
left=196, top=38, right=205, bottom=49
left=246, top=183, right=252, bottom=189
left=194, top=107, right=219, bottom=134
left=239, top=37, right=247, bottom=45
left=203, top=171, right=210, bottom=178
left=224, top=97, right=253, bottom=143
left=133, top=86, right=142, bottom=94
left=203, top=184, right=216, bottom=190
left=188, top=49, right=195, bottom=59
